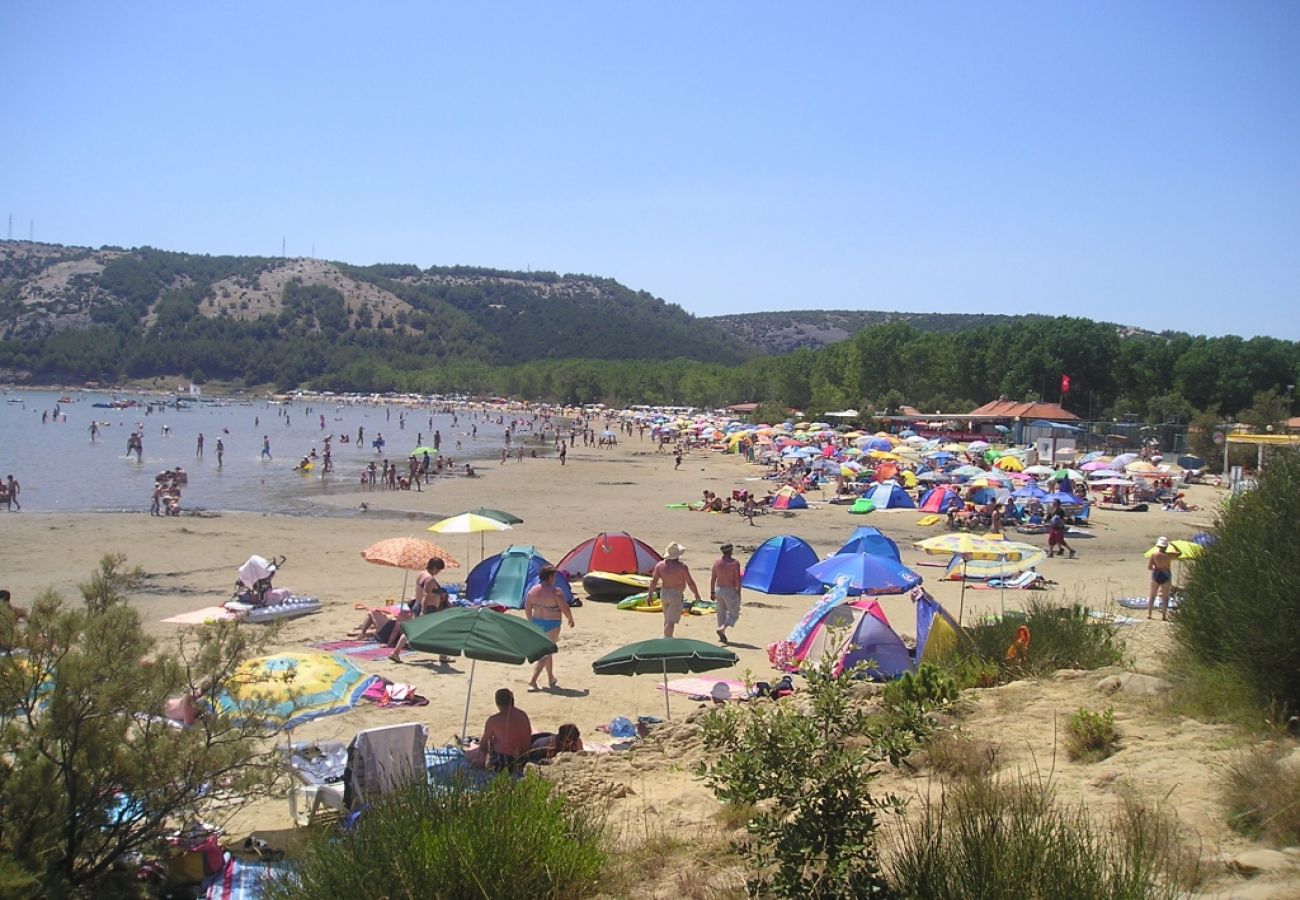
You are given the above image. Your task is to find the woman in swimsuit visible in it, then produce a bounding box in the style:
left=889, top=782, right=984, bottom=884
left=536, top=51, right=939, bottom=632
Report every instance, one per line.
left=524, top=566, right=574, bottom=690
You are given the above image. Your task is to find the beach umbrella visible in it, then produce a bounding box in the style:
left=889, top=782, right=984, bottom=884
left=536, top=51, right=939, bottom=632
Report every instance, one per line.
left=913, top=534, right=1020, bottom=622
left=592, top=638, right=738, bottom=720
left=1111, top=453, right=1139, bottom=468
left=1023, top=465, right=1055, bottom=477
left=402, top=608, right=557, bottom=742
left=806, top=553, right=922, bottom=595
left=1012, top=484, right=1049, bottom=500
left=462, top=506, right=524, bottom=525
left=952, top=465, right=985, bottom=479
left=429, top=512, right=513, bottom=561
left=361, top=537, right=461, bottom=599
left=993, top=456, right=1024, bottom=472
left=213, top=651, right=376, bottom=730
left=1144, top=540, right=1203, bottom=561
left=944, top=543, right=1047, bottom=580
left=411, top=446, right=439, bottom=457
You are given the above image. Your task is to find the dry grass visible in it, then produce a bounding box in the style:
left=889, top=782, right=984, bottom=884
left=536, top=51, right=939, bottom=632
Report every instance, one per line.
left=920, top=730, right=1001, bottom=780
left=1223, top=745, right=1300, bottom=846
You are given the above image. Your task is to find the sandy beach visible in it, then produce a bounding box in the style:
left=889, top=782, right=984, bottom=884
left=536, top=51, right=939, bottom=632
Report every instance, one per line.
left=6, top=435, right=1285, bottom=894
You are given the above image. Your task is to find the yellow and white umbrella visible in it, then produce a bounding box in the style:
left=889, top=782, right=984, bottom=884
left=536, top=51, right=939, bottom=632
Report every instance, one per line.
left=429, top=512, right=513, bottom=561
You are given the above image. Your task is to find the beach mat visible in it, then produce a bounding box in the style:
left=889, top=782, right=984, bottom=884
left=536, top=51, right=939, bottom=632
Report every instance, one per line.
left=915, top=515, right=943, bottom=527
left=204, top=858, right=292, bottom=900
left=309, top=639, right=394, bottom=662
left=656, top=677, right=747, bottom=698
left=161, top=606, right=236, bottom=625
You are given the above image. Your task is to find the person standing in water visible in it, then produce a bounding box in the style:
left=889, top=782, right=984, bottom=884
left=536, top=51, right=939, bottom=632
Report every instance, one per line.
left=215, top=438, right=224, bottom=468
left=261, top=436, right=272, bottom=460
left=196, top=433, right=204, bottom=459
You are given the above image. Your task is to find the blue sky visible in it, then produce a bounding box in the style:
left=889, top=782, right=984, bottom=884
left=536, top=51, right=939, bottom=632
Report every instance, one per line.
left=4, top=2, right=1298, bottom=338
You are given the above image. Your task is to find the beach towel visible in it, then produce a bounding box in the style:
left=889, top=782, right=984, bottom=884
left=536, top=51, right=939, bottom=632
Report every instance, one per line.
left=656, top=677, right=748, bottom=698
left=162, top=606, right=237, bottom=625
left=308, top=639, right=394, bottom=662
left=203, top=859, right=292, bottom=900
left=915, top=515, right=943, bottom=527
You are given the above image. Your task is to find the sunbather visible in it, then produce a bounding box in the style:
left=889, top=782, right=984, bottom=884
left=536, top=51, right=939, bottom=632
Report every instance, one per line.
left=529, top=723, right=582, bottom=760
left=466, top=688, right=533, bottom=770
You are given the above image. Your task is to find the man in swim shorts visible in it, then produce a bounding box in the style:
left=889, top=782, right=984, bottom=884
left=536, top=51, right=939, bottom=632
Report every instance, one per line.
left=710, top=543, right=743, bottom=644
left=1146, top=536, right=1181, bottom=621
left=525, top=566, right=574, bottom=690
left=648, top=542, right=701, bottom=638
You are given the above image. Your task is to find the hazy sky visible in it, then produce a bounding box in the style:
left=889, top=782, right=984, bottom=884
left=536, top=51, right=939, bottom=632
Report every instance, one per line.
left=4, top=3, right=1298, bottom=338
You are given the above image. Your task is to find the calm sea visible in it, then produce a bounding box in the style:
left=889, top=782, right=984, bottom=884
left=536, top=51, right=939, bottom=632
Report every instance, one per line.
left=0, top=391, right=518, bottom=515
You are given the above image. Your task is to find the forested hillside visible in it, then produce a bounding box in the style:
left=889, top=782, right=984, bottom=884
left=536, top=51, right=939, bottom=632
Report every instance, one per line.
left=0, top=242, right=750, bottom=387
left=0, top=242, right=1295, bottom=431
left=707, top=309, right=1049, bottom=353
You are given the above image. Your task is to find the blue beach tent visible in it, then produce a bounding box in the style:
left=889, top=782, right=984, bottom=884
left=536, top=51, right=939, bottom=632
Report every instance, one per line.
left=864, top=482, right=917, bottom=510
left=464, top=545, right=575, bottom=609
left=741, top=535, right=823, bottom=595
left=835, top=526, right=901, bottom=561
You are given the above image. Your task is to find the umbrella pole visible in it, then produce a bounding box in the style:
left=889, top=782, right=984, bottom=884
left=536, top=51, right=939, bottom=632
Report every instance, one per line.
left=662, top=660, right=671, bottom=721
left=460, top=657, right=477, bottom=747
left=958, top=557, right=967, bottom=624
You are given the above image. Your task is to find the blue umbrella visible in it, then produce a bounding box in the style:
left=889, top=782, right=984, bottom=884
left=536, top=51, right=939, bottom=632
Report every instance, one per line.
left=806, top=553, right=922, bottom=595
left=1012, top=484, right=1049, bottom=500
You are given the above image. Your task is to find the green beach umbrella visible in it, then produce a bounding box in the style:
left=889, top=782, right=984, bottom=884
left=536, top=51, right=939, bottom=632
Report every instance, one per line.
left=592, top=638, right=738, bottom=719
left=402, top=608, right=556, bottom=742
left=463, top=506, right=524, bottom=525
left=411, top=446, right=439, bottom=457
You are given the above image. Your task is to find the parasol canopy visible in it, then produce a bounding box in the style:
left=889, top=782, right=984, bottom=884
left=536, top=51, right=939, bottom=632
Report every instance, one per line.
left=592, top=638, right=738, bottom=719
left=213, top=651, right=375, bottom=730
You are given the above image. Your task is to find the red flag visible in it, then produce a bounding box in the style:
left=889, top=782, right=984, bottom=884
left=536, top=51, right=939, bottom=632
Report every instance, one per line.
left=1060, top=374, right=1071, bottom=395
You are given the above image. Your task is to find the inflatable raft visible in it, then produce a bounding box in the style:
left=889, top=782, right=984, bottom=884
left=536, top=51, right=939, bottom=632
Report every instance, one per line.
left=583, top=571, right=652, bottom=603
left=615, top=592, right=716, bottom=616
left=224, top=595, right=322, bottom=623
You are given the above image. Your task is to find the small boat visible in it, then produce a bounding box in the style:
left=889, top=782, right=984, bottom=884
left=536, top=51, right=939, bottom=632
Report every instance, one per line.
left=583, top=571, right=653, bottom=603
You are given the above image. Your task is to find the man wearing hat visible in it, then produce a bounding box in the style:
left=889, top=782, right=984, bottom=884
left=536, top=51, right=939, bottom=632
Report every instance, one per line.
left=647, top=542, right=701, bottom=638
left=710, top=543, right=743, bottom=644
left=1146, top=536, right=1181, bottom=621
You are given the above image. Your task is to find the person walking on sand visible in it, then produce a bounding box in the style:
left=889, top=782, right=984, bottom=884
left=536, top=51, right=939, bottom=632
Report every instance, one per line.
left=1047, top=507, right=1075, bottom=558
left=1147, top=536, right=1181, bottom=621
left=674, top=449, right=683, bottom=470
left=648, top=542, right=701, bottom=638
left=525, top=566, right=574, bottom=690
left=710, top=543, right=743, bottom=643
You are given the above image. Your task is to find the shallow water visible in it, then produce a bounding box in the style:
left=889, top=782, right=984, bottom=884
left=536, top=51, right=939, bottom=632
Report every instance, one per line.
left=0, top=391, right=522, bottom=515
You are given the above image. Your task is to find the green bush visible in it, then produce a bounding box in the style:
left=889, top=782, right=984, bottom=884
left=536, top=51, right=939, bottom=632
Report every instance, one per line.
left=271, top=775, right=605, bottom=900
left=1172, top=450, right=1300, bottom=717
left=890, top=776, right=1193, bottom=899
left=1066, top=707, right=1120, bottom=763
left=883, top=663, right=959, bottom=714
left=959, top=597, right=1125, bottom=680
left=1223, top=746, right=1300, bottom=846
left=697, top=651, right=909, bottom=899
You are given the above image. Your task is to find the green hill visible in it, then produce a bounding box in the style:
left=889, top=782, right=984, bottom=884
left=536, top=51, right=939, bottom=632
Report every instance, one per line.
left=706, top=309, right=1049, bottom=354
left=0, top=242, right=751, bottom=387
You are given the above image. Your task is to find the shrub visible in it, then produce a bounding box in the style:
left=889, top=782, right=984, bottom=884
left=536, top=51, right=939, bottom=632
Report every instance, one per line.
left=1172, top=449, right=1300, bottom=717
left=272, top=774, right=605, bottom=900
left=920, top=730, right=1001, bottom=780
left=1222, top=746, right=1300, bottom=846
left=959, top=596, right=1125, bottom=680
left=1065, top=707, right=1120, bottom=762
left=889, top=776, right=1191, bottom=899
left=1160, top=649, right=1272, bottom=730
left=883, top=663, right=959, bottom=714
left=697, top=650, right=910, bottom=899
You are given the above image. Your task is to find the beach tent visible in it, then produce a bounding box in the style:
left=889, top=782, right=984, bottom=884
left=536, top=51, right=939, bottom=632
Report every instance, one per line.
left=785, top=595, right=913, bottom=679
left=918, top=486, right=963, bottom=513
left=556, top=531, right=661, bottom=578
left=913, top=591, right=964, bottom=664
left=835, top=526, right=901, bottom=561
left=464, top=545, right=575, bottom=610
left=771, top=486, right=808, bottom=510
left=864, top=482, right=917, bottom=510
left=741, top=535, right=822, bottom=595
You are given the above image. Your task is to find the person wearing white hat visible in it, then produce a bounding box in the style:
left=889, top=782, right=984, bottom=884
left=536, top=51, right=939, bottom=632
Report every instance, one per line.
left=648, top=542, right=701, bottom=638
left=1147, top=536, right=1182, bottom=621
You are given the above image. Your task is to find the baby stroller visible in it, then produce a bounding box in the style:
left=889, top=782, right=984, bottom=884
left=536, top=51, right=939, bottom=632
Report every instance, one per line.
left=233, top=555, right=287, bottom=606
